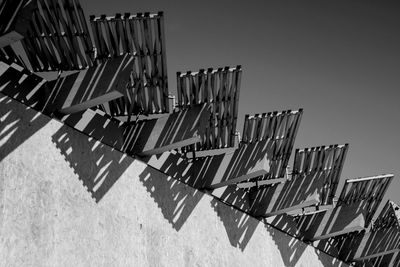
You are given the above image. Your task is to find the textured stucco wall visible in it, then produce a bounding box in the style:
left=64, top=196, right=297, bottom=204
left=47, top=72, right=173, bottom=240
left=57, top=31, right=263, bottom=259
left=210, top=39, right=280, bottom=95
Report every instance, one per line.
left=0, top=93, right=349, bottom=267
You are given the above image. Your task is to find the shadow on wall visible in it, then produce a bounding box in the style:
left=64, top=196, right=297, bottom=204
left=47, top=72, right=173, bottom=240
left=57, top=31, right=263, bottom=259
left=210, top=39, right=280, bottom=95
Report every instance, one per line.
left=316, top=250, right=352, bottom=267
left=138, top=166, right=203, bottom=231
left=267, top=214, right=349, bottom=267
left=0, top=94, right=50, bottom=162
left=210, top=185, right=260, bottom=251
left=51, top=124, right=133, bottom=202
left=266, top=214, right=307, bottom=267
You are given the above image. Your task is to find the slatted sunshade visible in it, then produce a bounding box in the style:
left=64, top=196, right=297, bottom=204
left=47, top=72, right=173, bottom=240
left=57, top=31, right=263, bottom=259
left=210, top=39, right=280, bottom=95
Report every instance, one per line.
left=91, top=12, right=169, bottom=116
left=19, top=0, right=94, bottom=71
left=338, top=174, right=394, bottom=226
left=1, top=0, right=170, bottom=117
left=292, top=144, right=348, bottom=206
left=176, top=66, right=242, bottom=150
left=240, top=109, right=303, bottom=180
left=327, top=200, right=400, bottom=263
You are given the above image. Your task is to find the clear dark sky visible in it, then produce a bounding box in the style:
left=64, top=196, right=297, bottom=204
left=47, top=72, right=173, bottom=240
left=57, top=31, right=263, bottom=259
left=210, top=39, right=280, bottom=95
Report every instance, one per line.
left=84, top=1, right=400, bottom=206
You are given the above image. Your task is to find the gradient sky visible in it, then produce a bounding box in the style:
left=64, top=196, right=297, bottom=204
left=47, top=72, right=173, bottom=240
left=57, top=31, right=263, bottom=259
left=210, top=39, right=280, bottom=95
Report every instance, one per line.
left=83, top=1, right=400, bottom=207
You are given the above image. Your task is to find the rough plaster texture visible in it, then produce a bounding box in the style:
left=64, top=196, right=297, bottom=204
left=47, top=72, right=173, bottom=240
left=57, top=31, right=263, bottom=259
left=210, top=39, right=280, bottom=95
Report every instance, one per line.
left=0, top=94, right=349, bottom=266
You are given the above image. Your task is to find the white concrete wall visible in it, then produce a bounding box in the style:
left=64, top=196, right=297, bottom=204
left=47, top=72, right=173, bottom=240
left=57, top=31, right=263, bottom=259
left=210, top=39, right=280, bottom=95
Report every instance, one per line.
left=0, top=94, right=349, bottom=267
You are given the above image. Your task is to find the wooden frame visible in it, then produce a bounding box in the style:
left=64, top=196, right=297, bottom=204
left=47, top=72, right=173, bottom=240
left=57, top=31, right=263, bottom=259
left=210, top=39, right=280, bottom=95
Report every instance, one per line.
left=91, top=12, right=169, bottom=116
left=249, top=144, right=348, bottom=218
left=331, top=201, right=400, bottom=262
left=176, top=66, right=242, bottom=151
left=17, top=0, right=94, bottom=71
left=296, top=174, right=394, bottom=241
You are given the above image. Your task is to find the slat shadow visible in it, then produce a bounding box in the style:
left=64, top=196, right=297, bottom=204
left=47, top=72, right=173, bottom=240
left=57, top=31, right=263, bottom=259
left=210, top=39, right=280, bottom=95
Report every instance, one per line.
left=51, top=124, right=133, bottom=202
left=210, top=186, right=259, bottom=251
left=138, top=166, right=203, bottom=231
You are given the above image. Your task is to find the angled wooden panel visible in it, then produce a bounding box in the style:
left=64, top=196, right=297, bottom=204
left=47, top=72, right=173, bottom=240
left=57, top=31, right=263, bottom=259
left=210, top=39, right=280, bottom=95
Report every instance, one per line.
left=249, top=144, right=348, bottom=218
left=296, top=174, right=394, bottom=241
left=11, top=0, right=95, bottom=71
left=176, top=66, right=242, bottom=151
left=335, top=201, right=400, bottom=262
left=339, top=174, right=394, bottom=226
left=91, top=12, right=169, bottom=117
left=121, top=104, right=210, bottom=156
left=46, top=54, right=133, bottom=114
left=240, top=110, right=303, bottom=181
left=292, top=144, right=348, bottom=206
left=0, top=0, right=36, bottom=47
left=208, top=109, right=302, bottom=189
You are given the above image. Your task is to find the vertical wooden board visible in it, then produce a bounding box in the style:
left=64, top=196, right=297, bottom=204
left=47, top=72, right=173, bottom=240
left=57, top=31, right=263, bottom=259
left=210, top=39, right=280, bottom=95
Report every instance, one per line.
left=49, top=0, right=78, bottom=66
left=210, top=70, right=217, bottom=147
left=74, top=0, right=93, bottom=49
left=176, top=72, right=182, bottom=106
left=29, top=14, right=52, bottom=70
left=265, top=112, right=276, bottom=140
left=129, top=17, right=142, bottom=54
left=281, top=112, right=302, bottom=174
left=157, top=13, right=168, bottom=112
left=122, top=14, right=132, bottom=53
left=62, top=0, right=87, bottom=67
left=142, top=15, right=154, bottom=55
left=21, top=33, right=43, bottom=71
left=181, top=75, right=188, bottom=108
left=230, top=68, right=241, bottom=147
left=101, top=18, right=115, bottom=57
left=199, top=69, right=206, bottom=102
left=241, top=116, right=249, bottom=143
left=188, top=72, right=194, bottom=105
left=44, top=0, right=72, bottom=63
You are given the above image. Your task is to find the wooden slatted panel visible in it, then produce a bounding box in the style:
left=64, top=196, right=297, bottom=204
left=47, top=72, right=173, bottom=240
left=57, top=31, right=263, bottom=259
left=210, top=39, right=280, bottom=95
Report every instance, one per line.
left=176, top=66, right=242, bottom=150
left=292, top=144, right=348, bottom=206
left=16, top=0, right=94, bottom=71
left=338, top=174, right=394, bottom=226
left=241, top=109, right=303, bottom=180
left=324, top=200, right=400, bottom=263
left=91, top=12, right=169, bottom=116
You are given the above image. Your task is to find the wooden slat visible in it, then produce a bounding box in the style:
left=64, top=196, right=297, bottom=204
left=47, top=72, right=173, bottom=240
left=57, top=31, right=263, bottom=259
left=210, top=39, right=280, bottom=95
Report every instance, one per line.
left=339, top=174, right=394, bottom=225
